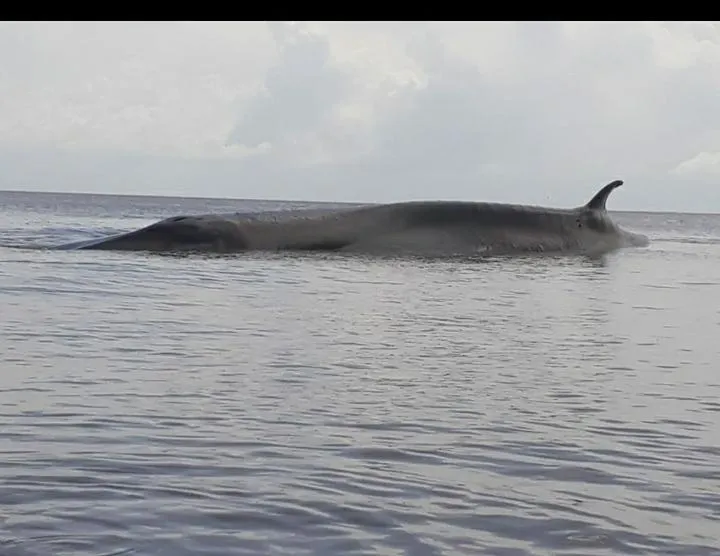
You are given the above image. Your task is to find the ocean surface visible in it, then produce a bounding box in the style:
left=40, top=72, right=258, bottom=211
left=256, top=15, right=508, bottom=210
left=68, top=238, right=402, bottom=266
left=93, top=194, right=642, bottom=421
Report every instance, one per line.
left=1, top=189, right=719, bottom=556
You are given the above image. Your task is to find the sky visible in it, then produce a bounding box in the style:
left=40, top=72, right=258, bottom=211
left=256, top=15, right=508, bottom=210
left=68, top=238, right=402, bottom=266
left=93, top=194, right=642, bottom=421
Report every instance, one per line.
left=0, top=20, right=719, bottom=212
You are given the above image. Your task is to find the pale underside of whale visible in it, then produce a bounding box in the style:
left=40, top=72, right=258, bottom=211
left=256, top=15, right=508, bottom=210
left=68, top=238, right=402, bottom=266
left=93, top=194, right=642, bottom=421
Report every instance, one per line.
left=59, top=180, right=650, bottom=257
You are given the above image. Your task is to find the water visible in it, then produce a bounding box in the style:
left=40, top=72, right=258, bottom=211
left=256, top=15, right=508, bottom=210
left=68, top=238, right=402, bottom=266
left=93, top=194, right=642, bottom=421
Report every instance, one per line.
left=1, top=190, right=719, bottom=556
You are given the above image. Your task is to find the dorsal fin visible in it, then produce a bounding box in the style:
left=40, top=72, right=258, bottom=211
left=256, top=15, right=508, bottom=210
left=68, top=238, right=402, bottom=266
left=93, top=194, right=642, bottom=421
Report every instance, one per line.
left=585, top=180, right=623, bottom=211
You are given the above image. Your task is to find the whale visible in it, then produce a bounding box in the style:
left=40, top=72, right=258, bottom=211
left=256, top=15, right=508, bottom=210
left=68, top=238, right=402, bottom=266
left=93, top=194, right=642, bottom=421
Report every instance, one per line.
left=57, top=179, right=649, bottom=257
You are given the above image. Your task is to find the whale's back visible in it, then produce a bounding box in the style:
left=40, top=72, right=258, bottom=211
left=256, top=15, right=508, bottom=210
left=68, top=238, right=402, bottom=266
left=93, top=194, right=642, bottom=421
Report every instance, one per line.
left=61, top=179, right=649, bottom=256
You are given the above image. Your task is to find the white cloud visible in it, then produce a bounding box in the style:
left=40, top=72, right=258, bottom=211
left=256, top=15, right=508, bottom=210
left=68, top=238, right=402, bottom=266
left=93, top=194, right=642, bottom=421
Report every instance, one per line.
left=229, top=22, right=351, bottom=148
left=674, top=151, right=720, bottom=176
left=0, top=21, right=719, bottom=211
left=0, top=21, right=272, bottom=156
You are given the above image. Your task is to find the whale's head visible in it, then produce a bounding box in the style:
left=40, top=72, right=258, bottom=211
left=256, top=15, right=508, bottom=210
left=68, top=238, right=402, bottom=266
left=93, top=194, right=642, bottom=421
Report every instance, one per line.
left=82, top=215, right=247, bottom=252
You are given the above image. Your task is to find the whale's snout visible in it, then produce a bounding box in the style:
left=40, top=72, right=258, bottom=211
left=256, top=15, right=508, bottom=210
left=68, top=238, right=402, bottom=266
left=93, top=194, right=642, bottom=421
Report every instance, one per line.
left=83, top=218, right=229, bottom=251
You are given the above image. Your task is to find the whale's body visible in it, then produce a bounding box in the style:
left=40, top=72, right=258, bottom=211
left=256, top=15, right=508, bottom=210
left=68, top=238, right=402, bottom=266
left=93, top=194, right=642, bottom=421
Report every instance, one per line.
left=59, top=180, right=649, bottom=257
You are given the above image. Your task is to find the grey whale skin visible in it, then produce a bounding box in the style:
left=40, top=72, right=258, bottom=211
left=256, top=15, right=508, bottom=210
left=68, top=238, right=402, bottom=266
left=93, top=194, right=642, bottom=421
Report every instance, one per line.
left=61, top=180, right=649, bottom=257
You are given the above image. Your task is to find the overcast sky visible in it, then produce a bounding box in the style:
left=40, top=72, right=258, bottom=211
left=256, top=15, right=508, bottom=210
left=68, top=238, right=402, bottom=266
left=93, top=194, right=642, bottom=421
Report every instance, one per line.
left=0, top=21, right=719, bottom=212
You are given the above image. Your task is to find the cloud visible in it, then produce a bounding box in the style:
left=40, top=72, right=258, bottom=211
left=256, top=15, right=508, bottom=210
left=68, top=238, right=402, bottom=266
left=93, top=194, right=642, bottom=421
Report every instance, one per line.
left=0, top=21, right=272, bottom=157
left=1, top=21, right=720, bottom=211
left=674, top=151, right=720, bottom=177
left=228, top=22, right=352, bottom=151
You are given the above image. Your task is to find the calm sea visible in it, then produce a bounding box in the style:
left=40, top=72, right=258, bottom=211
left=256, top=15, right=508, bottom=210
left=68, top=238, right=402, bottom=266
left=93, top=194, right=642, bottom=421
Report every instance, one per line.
left=0, top=190, right=719, bottom=556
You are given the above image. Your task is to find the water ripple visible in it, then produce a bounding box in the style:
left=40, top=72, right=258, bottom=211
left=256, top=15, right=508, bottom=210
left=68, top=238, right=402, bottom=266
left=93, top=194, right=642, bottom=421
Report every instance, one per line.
left=1, top=199, right=720, bottom=555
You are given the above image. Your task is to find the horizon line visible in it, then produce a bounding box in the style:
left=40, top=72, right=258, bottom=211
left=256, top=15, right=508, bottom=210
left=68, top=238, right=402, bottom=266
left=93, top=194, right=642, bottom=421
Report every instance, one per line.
left=0, top=188, right=714, bottom=217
